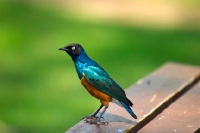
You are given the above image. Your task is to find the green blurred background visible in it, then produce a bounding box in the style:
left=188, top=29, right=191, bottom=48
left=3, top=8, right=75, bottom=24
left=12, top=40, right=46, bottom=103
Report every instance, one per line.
left=0, top=0, right=200, bottom=133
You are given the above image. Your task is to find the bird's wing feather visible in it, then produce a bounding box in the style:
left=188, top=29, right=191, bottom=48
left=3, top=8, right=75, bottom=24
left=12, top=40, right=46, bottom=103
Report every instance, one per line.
left=83, top=66, right=132, bottom=106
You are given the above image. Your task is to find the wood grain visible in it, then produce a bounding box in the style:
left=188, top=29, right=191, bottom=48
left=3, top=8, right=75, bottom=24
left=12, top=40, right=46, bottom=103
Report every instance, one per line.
left=138, top=81, right=200, bottom=133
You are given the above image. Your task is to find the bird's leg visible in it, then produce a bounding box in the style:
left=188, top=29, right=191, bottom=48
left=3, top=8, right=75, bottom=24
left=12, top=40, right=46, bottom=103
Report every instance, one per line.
left=82, top=104, right=103, bottom=120
left=92, top=104, right=103, bottom=117
left=84, top=106, right=109, bottom=125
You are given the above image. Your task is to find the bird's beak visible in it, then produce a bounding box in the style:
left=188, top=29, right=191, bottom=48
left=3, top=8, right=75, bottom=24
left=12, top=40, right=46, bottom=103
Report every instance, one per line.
left=58, top=47, right=68, bottom=51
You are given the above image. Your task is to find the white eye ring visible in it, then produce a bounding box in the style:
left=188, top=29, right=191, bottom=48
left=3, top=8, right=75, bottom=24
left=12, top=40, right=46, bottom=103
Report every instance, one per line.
left=72, top=46, right=75, bottom=50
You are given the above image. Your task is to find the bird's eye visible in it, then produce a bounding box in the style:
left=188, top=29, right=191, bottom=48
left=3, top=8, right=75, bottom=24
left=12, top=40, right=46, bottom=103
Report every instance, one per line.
left=72, top=46, right=76, bottom=50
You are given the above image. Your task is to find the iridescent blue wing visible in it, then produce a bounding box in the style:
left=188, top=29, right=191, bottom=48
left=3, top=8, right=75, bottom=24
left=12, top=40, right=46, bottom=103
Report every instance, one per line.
left=83, top=66, right=132, bottom=106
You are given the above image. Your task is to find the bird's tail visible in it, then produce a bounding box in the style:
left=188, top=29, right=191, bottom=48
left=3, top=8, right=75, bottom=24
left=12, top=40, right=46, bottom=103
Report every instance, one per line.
left=119, top=101, right=137, bottom=119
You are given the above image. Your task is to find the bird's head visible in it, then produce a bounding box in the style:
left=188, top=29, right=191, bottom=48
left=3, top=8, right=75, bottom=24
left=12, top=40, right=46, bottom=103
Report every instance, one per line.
left=59, top=43, right=83, bottom=55
left=58, top=43, right=85, bottom=58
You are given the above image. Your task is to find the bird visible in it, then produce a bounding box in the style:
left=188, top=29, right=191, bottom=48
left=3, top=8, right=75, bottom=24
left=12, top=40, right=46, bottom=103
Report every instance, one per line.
left=59, top=43, right=137, bottom=124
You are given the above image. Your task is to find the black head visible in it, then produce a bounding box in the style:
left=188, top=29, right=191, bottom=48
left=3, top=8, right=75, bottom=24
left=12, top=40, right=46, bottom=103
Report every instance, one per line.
left=58, top=43, right=83, bottom=56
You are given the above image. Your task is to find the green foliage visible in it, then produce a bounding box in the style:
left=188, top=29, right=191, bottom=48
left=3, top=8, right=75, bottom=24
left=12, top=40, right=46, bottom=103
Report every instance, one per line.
left=0, top=1, right=200, bottom=133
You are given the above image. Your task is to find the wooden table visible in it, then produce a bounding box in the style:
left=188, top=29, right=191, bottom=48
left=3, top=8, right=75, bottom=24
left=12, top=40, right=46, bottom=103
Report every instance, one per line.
left=66, top=62, right=200, bottom=133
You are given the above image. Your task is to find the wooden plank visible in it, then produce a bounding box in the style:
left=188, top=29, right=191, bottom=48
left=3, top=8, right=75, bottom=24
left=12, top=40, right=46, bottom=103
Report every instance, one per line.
left=66, top=62, right=200, bottom=133
left=125, top=63, right=200, bottom=133
left=138, top=81, right=200, bottom=133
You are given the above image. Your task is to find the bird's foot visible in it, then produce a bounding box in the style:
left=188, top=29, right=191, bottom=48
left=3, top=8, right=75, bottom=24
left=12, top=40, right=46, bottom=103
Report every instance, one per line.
left=84, top=118, right=108, bottom=125
left=82, top=115, right=104, bottom=121
left=82, top=115, right=98, bottom=120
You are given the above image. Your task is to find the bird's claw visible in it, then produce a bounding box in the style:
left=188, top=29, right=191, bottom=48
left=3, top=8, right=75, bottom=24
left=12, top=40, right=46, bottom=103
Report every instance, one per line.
left=82, top=115, right=98, bottom=120
left=82, top=115, right=104, bottom=120
left=83, top=119, right=108, bottom=125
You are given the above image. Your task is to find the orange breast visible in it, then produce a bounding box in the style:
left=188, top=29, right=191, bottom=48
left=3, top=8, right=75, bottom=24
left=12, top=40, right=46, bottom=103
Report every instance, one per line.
left=81, top=76, right=112, bottom=106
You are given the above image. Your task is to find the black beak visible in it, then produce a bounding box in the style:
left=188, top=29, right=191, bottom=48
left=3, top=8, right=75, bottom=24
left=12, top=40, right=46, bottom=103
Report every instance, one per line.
left=58, top=47, right=68, bottom=51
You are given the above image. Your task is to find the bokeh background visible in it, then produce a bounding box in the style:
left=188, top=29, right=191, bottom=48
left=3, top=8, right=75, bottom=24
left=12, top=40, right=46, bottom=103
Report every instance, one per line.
left=0, top=0, right=200, bottom=133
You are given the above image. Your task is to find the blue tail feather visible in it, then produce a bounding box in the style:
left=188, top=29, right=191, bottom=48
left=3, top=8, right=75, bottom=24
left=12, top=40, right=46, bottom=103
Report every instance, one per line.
left=119, top=101, right=137, bottom=119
